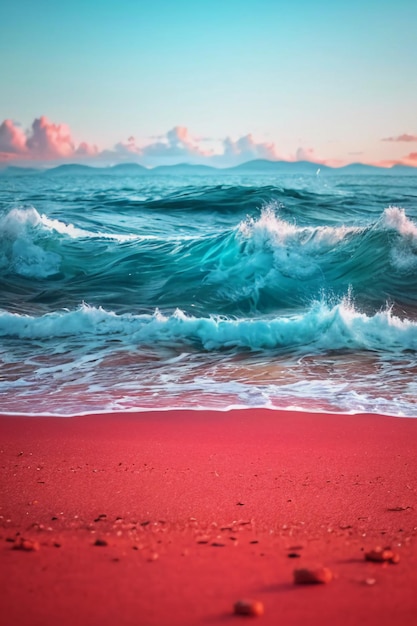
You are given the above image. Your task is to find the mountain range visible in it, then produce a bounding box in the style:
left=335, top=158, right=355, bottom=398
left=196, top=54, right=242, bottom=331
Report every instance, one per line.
left=1, top=159, right=416, bottom=176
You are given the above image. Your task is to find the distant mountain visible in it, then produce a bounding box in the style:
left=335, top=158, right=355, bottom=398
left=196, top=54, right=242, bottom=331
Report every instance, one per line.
left=230, top=159, right=326, bottom=174
left=151, top=162, right=218, bottom=175
left=0, top=159, right=416, bottom=177
left=390, top=163, right=417, bottom=174
left=41, top=163, right=149, bottom=176
left=0, top=165, right=40, bottom=175
left=333, top=162, right=388, bottom=175
left=0, top=162, right=150, bottom=176
left=109, top=162, right=149, bottom=174
left=44, top=164, right=97, bottom=175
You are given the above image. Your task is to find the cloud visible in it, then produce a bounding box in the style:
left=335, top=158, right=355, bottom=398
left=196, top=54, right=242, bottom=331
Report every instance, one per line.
left=111, top=131, right=334, bottom=167
left=8, top=116, right=410, bottom=169
left=221, top=133, right=279, bottom=162
left=295, top=146, right=317, bottom=161
left=102, top=126, right=216, bottom=165
left=293, top=146, right=341, bottom=167
left=26, top=116, right=75, bottom=158
left=0, top=116, right=98, bottom=162
left=0, top=119, right=28, bottom=155
left=375, top=152, right=417, bottom=167
left=141, top=126, right=214, bottom=159
left=112, top=135, right=142, bottom=156
left=76, top=141, right=99, bottom=156
left=382, top=133, right=417, bottom=142
left=2, top=117, right=330, bottom=168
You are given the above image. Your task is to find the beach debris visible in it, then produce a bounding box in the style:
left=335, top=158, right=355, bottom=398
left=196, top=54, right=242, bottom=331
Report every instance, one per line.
left=364, top=547, right=400, bottom=564
left=364, top=578, right=377, bottom=586
left=287, top=552, right=301, bottom=558
left=293, top=567, right=333, bottom=584
left=233, top=599, right=264, bottom=617
left=12, top=537, right=40, bottom=552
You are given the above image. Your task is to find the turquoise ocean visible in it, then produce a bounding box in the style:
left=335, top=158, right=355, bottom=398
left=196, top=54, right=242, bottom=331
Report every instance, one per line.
left=1, top=171, right=417, bottom=417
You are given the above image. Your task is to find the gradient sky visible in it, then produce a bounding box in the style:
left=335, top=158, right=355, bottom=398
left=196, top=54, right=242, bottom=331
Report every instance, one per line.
left=1, top=0, right=417, bottom=167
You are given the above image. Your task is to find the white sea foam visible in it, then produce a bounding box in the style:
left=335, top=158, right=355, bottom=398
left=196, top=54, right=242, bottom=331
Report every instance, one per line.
left=1, top=299, right=416, bottom=353
left=380, top=206, right=417, bottom=271
left=236, top=207, right=362, bottom=282
left=0, top=208, right=62, bottom=277
left=0, top=206, right=138, bottom=242
left=239, top=206, right=361, bottom=250
left=382, top=206, right=417, bottom=240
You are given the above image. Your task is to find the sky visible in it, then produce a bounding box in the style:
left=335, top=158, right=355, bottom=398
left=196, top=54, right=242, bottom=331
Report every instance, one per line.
left=1, top=0, right=417, bottom=168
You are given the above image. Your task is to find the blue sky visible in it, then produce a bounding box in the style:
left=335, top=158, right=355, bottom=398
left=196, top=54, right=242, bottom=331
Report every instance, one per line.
left=1, top=0, right=417, bottom=166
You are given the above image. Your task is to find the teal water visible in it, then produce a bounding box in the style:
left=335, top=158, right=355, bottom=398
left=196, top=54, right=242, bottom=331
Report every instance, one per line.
left=1, top=172, right=417, bottom=416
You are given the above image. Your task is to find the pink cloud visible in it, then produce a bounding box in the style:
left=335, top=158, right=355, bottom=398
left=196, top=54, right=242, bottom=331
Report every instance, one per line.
left=382, top=133, right=417, bottom=142
left=0, top=119, right=28, bottom=154
left=0, top=116, right=98, bottom=161
left=75, top=141, right=99, bottom=156
left=26, top=116, right=75, bottom=158
left=374, top=152, right=417, bottom=167
left=5, top=116, right=414, bottom=169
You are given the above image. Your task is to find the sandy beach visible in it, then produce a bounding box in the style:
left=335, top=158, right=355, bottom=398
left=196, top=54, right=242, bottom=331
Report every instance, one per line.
left=1, top=409, right=416, bottom=626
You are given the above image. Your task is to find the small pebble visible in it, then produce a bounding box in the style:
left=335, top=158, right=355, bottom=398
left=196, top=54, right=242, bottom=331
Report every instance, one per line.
left=12, top=538, right=40, bottom=552
left=234, top=599, right=264, bottom=617
left=364, top=547, right=399, bottom=563
left=94, top=538, right=108, bottom=547
left=294, top=567, right=333, bottom=584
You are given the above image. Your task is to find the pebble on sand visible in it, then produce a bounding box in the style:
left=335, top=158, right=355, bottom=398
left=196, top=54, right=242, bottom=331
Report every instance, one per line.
left=293, top=567, right=333, bottom=584
left=12, top=538, right=40, bottom=552
left=94, top=538, right=108, bottom=547
left=364, top=547, right=400, bottom=563
left=234, top=599, right=264, bottom=617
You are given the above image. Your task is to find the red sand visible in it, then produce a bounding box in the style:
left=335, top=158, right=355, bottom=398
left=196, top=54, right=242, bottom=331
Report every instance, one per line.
left=1, top=409, right=416, bottom=626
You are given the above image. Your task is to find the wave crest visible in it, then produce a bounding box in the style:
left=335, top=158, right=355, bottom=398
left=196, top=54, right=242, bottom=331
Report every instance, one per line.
left=1, top=299, right=416, bottom=353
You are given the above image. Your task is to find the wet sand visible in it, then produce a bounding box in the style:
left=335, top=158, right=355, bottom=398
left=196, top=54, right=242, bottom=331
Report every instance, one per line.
left=1, top=409, right=416, bottom=625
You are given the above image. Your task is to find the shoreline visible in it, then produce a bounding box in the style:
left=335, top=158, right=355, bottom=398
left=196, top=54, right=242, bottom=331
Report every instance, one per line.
left=1, top=403, right=414, bottom=419
left=1, top=408, right=416, bottom=625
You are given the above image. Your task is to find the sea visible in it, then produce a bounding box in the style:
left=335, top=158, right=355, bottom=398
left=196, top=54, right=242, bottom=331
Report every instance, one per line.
left=1, top=171, right=417, bottom=417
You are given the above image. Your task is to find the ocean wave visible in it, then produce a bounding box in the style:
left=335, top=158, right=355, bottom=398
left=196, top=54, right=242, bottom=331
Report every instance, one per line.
left=0, top=206, right=138, bottom=241
left=1, top=298, right=416, bottom=354
left=1, top=203, right=417, bottom=311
